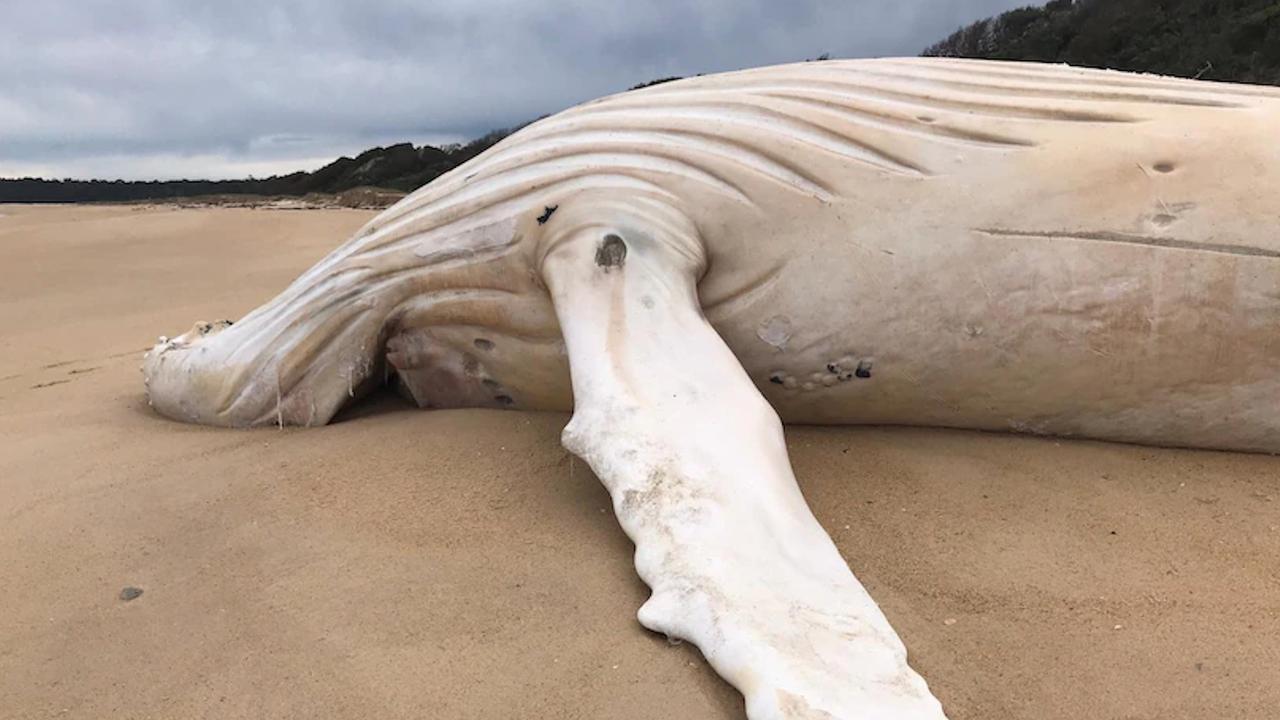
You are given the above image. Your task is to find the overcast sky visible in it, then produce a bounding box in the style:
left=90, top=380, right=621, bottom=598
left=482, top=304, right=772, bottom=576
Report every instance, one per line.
left=0, top=0, right=1034, bottom=181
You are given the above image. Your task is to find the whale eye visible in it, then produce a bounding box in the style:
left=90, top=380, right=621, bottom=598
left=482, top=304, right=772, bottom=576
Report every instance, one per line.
left=596, top=233, right=627, bottom=269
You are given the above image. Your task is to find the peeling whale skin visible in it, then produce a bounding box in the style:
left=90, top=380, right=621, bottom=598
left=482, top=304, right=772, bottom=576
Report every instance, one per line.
left=143, top=56, right=1280, bottom=451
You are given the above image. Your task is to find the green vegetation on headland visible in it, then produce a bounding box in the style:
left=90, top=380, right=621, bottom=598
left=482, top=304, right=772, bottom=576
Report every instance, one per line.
left=925, top=0, right=1280, bottom=84
left=4, top=0, right=1276, bottom=205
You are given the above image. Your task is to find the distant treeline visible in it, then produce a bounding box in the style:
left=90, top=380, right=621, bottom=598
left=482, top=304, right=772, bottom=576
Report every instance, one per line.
left=6, top=0, right=1279, bottom=204
left=925, top=0, right=1280, bottom=85
left=0, top=126, right=529, bottom=204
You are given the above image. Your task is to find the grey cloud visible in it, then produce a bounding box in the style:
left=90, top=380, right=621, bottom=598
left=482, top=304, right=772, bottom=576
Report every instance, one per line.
left=0, top=0, right=1033, bottom=180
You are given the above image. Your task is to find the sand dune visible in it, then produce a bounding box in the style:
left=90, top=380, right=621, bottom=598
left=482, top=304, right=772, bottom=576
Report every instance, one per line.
left=1, top=203, right=1276, bottom=719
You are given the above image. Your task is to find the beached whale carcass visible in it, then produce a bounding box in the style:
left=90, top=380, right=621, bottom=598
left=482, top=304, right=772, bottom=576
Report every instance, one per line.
left=143, top=58, right=1280, bottom=719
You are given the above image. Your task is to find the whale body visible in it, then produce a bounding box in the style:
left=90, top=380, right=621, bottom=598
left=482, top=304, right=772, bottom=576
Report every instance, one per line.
left=144, top=57, right=1280, bottom=452
left=143, top=58, right=1280, bottom=720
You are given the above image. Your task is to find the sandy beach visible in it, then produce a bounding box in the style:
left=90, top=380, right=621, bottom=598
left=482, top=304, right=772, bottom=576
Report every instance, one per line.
left=1, top=203, right=1276, bottom=720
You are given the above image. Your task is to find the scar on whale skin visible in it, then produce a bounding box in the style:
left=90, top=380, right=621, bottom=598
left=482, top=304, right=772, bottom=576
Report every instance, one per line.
left=975, top=227, right=1280, bottom=259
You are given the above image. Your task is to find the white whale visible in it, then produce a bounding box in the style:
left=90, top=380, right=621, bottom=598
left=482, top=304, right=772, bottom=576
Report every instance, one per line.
left=143, top=58, right=1280, bottom=719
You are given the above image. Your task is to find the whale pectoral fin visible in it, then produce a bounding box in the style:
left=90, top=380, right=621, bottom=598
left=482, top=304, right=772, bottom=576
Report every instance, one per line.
left=541, top=216, right=947, bottom=719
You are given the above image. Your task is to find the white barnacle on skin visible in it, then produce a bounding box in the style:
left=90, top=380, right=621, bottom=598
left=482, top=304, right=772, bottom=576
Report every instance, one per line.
left=756, top=315, right=793, bottom=349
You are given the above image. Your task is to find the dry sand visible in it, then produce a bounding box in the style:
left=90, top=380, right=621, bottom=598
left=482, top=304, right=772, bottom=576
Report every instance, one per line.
left=1, top=203, right=1277, bottom=720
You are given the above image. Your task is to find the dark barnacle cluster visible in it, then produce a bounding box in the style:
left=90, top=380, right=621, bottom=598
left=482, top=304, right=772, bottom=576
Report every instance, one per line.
left=768, top=355, right=874, bottom=391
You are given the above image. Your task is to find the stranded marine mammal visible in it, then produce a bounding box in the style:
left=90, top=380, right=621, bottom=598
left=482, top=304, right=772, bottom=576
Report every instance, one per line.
left=143, top=58, right=1280, bottom=719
